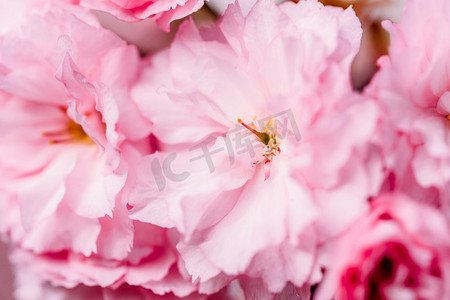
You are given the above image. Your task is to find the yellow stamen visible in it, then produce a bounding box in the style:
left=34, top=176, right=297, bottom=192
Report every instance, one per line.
left=43, top=120, right=93, bottom=145
left=238, top=117, right=281, bottom=170
left=237, top=119, right=270, bottom=145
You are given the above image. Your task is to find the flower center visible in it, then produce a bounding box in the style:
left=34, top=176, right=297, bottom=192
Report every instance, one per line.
left=238, top=118, right=281, bottom=180
left=42, top=120, right=93, bottom=145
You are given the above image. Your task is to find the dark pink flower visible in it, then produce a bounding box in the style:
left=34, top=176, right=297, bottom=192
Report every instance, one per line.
left=316, top=193, right=450, bottom=300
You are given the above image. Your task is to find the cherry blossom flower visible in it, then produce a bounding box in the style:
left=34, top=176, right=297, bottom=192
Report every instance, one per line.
left=9, top=223, right=200, bottom=298
left=12, top=254, right=206, bottom=300
left=316, top=193, right=450, bottom=300
left=0, top=2, right=151, bottom=256
left=0, top=2, right=209, bottom=297
left=365, top=0, right=450, bottom=210
left=131, top=0, right=382, bottom=293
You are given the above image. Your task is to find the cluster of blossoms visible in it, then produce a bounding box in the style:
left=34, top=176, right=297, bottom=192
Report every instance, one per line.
left=0, top=0, right=448, bottom=299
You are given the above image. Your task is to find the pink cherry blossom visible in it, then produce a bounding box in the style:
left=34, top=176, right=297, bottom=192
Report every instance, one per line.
left=0, top=0, right=150, bottom=264
left=130, top=0, right=382, bottom=293
left=11, top=253, right=308, bottom=300
left=316, top=193, right=450, bottom=300
left=12, top=253, right=206, bottom=300
left=9, top=222, right=200, bottom=298
left=79, top=0, right=206, bottom=31
left=365, top=0, right=450, bottom=209
left=0, top=3, right=213, bottom=297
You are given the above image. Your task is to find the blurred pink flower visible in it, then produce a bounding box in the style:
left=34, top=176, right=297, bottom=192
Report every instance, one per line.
left=130, top=0, right=382, bottom=293
left=0, top=3, right=204, bottom=297
left=12, top=256, right=206, bottom=300
left=365, top=0, right=450, bottom=207
left=9, top=222, right=200, bottom=299
left=0, top=1, right=150, bottom=265
left=316, top=193, right=450, bottom=300
left=11, top=255, right=309, bottom=300
left=80, top=0, right=206, bottom=31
